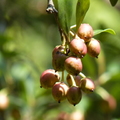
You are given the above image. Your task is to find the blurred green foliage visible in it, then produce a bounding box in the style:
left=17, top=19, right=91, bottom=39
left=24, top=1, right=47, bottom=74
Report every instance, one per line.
left=0, top=0, right=120, bottom=120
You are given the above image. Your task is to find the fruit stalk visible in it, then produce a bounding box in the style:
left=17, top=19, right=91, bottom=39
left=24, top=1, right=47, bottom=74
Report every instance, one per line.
left=69, top=74, right=76, bottom=86
left=79, top=72, right=86, bottom=78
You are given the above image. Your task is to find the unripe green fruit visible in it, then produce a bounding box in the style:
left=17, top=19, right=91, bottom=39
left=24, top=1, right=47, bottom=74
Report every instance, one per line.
left=69, top=38, right=87, bottom=58
left=66, top=74, right=81, bottom=87
left=52, top=82, right=69, bottom=103
left=40, top=69, right=60, bottom=88
left=80, top=78, right=95, bottom=93
left=52, top=45, right=67, bottom=71
left=67, top=86, right=82, bottom=106
left=64, top=57, right=82, bottom=75
left=86, top=38, right=101, bottom=58
left=77, top=23, right=93, bottom=42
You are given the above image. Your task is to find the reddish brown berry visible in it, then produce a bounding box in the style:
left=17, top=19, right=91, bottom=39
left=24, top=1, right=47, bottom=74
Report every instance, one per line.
left=77, top=23, right=93, bottom=42
left=52, top=82, right=69, bottom=103
left=69, top=38, right=87, bottom=58
left=40, top=69, right=60, bottom=88
left=64, top=57, right=83, bottom=75
left=86, top=38, right=101, bottom=58
left=52, top=46, right=67, bottom=71
left=67, top=86, right=82, bottom=106
left=80, top=78, right=95, bottom=93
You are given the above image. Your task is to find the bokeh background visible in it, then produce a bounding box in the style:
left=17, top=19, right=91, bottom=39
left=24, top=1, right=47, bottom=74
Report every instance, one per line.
left=0, top=0, right=120, bottom=120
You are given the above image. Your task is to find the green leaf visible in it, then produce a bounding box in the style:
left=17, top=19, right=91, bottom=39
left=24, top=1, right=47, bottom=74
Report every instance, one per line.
left=110, top=0, right=118, bottom=6
left=76, top=0, right=90, bottom=32
left=94, top=28, right=116, bottom=36
left=53, top=0, right=78, bottom=39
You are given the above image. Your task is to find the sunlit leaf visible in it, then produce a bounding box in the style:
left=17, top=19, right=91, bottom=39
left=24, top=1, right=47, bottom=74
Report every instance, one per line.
left=110, top=0, right=118, bottom=6
left=53, top=0, right=78, bottom=39
left=94, top=28, right=116, bottom=36
left=76, top=0, right=90, bottom=32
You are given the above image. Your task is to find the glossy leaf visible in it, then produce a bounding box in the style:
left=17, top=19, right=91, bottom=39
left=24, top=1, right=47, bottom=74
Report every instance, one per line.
left=53, top=0, right=78, bottom=39
left=110, top=0, right=118, bottom=6
left=94, top=28, right=116, bottom=36
left=76, top=0, right=90, bottom=32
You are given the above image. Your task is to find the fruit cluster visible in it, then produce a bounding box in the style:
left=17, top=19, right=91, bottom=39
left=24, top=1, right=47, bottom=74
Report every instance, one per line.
left=40, top=24, right=100, bottom=106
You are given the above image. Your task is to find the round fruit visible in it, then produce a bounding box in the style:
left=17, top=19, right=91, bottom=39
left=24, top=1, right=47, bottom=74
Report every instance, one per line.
left=64, top=57, right=83, bottom=75
left=52, top=46, right=67, bottom=71
left=40, top=69, right=60, bottom=88
left=77, top=23, right=93, bottom=42
left=69, top=38, right=87, bottom=58
left=67, top=86, right=82, bottom=106
left=52, top=82, right=69, bottom=103
left=86, top=38, right=101, bottom=58
left=80, top=78, right=95, bottom=93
